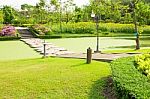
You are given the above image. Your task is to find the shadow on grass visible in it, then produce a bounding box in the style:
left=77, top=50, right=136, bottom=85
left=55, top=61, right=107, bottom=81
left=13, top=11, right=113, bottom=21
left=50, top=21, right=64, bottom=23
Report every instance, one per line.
left=71, top=62, right=87, bottom=67
left=88, top=76, right=117, bottom=99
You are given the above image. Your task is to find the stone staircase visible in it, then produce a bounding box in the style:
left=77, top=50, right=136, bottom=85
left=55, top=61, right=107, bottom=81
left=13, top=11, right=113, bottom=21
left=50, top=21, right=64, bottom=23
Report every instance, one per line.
left=16, top=27, right=34, bottom=39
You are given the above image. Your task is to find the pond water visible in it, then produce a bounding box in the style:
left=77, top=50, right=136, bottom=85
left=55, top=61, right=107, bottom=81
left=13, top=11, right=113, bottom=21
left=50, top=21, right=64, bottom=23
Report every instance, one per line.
left=46, top=37, right=147, bottom=53
left=46, top=36, right=150, bottom=53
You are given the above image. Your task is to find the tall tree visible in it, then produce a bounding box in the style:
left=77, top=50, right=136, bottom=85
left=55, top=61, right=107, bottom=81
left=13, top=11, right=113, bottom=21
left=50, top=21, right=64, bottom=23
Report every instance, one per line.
left=130, top=0, right=141, bottom=49
left=3, top=6, right=15, bottom=24
left=63, top=0, right=75, bottom=23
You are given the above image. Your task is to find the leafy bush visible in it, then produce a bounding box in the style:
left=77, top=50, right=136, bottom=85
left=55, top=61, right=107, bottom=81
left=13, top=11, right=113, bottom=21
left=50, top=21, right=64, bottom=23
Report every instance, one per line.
left=111, top=57, right=150, bottom=99
left=32, top=23, right=150, bottom=36
left=99, top=23, right=135, bottom=33
left=51, top=22, right=95, bottom=34
left=135, top=54, right=150, bottom=77
left=29, top=27, right=62, bottom=39
left=31, top=24, right=52, bottom=35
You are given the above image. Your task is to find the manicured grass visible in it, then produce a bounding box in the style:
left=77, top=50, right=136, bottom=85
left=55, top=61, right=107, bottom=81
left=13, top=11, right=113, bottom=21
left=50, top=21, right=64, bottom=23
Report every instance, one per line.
left=0, top=41, right=41, bottom=60
left=0, top=57, right=111, bottom=98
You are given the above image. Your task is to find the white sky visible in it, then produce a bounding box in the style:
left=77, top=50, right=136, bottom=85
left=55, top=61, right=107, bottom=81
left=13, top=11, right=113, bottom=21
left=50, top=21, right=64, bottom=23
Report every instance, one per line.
left=0, top=0, right=90, bottom=9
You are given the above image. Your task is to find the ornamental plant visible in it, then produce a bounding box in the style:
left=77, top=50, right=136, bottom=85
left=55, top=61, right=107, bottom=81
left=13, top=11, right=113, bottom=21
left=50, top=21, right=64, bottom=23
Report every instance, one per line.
left=0, top=25, right=16, bottom=36
left=135, top=54, right=150, bottom=77
left=32, top=24, right=52, bottom=35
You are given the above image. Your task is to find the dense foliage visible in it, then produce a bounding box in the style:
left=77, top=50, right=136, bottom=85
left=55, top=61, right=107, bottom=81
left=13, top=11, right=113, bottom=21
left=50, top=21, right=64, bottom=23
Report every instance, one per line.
left=31, top=24, right=52, bottom=35
left=3, top=6, right=15, bottom=24
left=51, top=22, right=95, bottom=34
left=1, top=0, right=150, bottom=25
left=0, top=10, right=3, bottom=24
left=111, top=57, right=150, bottom=98
left=32, top=22, right=150, bottom=35
left=135, top=54, right=150, bottom=77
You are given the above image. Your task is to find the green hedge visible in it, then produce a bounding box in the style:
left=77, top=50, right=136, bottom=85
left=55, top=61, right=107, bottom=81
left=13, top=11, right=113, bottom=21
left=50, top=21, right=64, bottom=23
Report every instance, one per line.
left=50, top=22, right=150, bottom=34
left=111, top=57, right=150, bottom=99
left=51, top=22, right=95, bottom=34
left=0, top=36, right=21, bottom=41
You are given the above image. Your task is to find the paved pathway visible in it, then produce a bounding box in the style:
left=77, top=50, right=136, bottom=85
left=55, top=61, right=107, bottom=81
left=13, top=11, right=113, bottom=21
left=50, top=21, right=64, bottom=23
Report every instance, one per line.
left=21, top=38, right=75, bottom=56
left=17, top=28, right=140, bottom=62
left=57, top=53, right=140, bottom=62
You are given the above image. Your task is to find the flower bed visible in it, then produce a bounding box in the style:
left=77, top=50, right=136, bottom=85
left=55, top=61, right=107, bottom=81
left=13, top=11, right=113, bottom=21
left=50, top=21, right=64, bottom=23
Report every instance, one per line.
left=30, top=24, right=62, bottom=39
left=31, top=24, right=52, bottom=35
left=0, top=25, right=20, bottom=40
left=111, top=57, right=150, bottom=98
left=0, top=25, right=16, bottom=36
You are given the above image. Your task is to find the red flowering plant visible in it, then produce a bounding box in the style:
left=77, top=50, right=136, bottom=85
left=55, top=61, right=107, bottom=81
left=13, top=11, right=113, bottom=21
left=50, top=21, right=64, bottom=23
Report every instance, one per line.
left=0, top=25, right=16, bottom=36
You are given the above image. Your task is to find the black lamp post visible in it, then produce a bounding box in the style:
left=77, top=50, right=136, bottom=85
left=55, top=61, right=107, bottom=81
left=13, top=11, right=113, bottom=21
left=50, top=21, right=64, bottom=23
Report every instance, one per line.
left=91, top=11, right=101, bottom=53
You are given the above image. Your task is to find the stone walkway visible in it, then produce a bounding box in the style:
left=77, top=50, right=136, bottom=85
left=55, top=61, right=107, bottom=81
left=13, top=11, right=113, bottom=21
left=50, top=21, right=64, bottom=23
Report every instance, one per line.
left=20, top=38, right=140, bottom=62
left=57, top=52, right=140, bottom=62
left=18, top=28, right=140, bottom=62
left=21, top=38, right=75, bottom=56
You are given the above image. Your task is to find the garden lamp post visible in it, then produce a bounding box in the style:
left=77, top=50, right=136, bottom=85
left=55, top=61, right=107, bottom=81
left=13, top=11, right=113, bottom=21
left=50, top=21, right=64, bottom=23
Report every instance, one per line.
left=43, top=40, right=49, bottom=58
left=91, top=11, right=101, bottom=53
left=130, top=1, right=140, bottom=50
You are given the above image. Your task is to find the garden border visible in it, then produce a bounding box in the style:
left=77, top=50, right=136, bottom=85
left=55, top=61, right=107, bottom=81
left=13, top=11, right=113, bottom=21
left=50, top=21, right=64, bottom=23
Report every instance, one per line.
left=111, top=57, right=150, bottom=98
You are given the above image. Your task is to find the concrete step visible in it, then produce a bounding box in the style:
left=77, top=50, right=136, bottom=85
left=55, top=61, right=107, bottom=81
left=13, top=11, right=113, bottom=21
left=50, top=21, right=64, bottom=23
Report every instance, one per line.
left=17, top=29, right=34, bottom=39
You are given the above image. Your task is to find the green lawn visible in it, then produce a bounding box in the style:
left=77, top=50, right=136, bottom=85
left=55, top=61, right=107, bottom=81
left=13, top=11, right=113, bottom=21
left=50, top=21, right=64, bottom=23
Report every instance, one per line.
left=0, top=41, right=41, bottom=60
left=0, top=57, right=111, bottom=98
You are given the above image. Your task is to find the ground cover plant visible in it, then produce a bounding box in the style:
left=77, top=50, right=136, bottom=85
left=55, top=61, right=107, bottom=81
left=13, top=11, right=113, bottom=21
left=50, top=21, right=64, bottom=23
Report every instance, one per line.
left=0, top=57, right=111, bottom=98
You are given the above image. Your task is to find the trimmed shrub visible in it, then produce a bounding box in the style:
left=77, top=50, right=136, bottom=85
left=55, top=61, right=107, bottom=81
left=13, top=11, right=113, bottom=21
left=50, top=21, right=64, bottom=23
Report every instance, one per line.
left=111, top=57, right=150, bottom=99
left=0, top=36, right=21, bottom=41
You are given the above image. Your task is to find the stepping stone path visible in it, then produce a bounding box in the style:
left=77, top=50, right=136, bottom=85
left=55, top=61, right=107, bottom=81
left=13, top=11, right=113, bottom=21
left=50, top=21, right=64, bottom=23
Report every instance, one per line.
left=21, top=38, right=140, bottom=62
left=18, top=27, right=140, bottom=62
left=21, top=38, right=75, bottom=56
